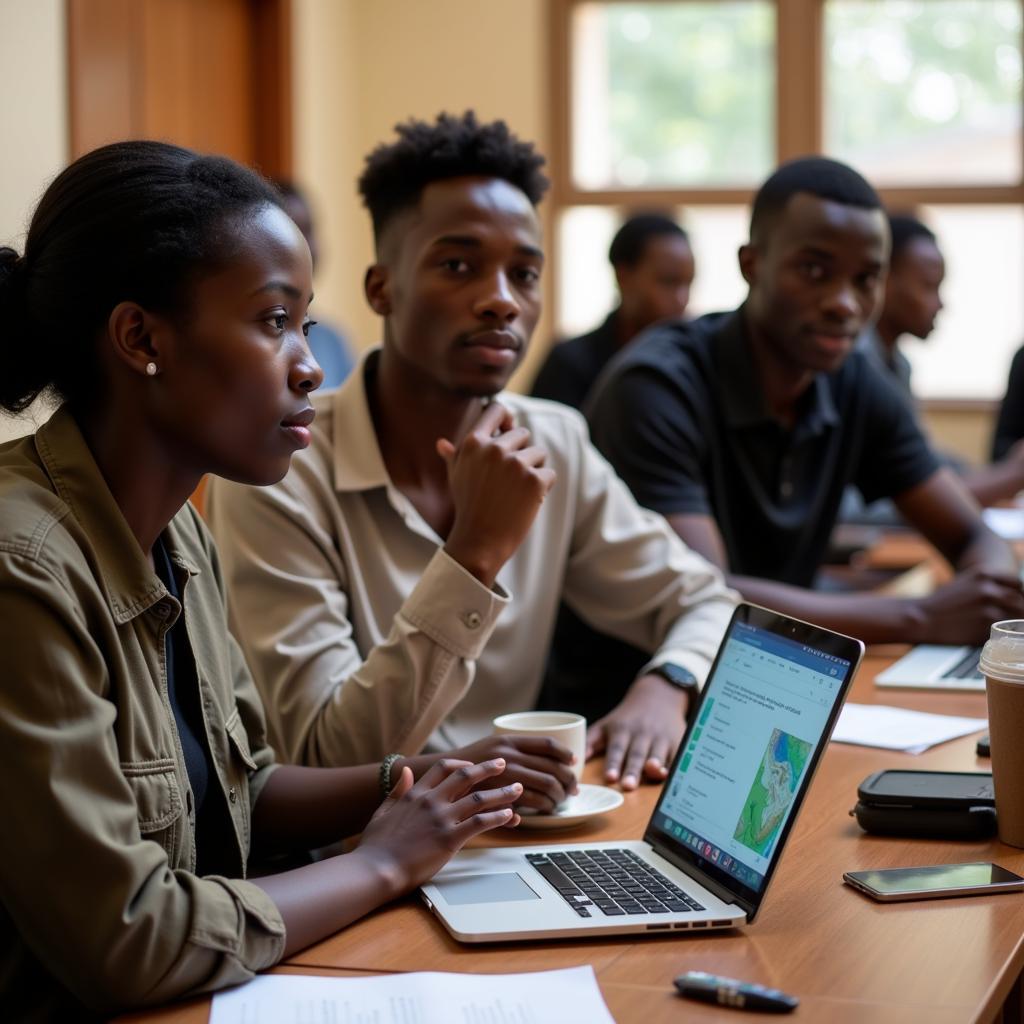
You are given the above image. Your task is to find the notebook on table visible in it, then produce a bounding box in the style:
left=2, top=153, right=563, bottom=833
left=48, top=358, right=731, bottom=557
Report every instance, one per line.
left=421, top=603, right=864, bottom=942
left=875, top=645, right=984, bottom=693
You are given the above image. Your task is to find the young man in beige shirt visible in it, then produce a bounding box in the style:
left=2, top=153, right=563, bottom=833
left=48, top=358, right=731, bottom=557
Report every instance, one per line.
left=208, top=112, right=736, bottom=803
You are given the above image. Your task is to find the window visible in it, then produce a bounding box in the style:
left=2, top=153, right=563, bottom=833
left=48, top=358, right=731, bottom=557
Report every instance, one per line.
left=552, top=0, right=1024, bottom=400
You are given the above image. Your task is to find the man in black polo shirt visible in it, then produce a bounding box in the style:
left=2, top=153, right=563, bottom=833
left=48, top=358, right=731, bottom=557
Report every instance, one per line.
left=531, top=213, right=694, bottom=409
left=586, top=157, right=1024, bottom=646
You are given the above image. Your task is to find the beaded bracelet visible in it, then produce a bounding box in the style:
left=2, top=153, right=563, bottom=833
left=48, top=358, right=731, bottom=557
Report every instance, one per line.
left=379, top=752, right=403, bottom=800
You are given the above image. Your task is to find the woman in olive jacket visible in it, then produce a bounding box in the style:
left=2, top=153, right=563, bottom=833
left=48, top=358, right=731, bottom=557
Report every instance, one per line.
left=0, top=141, right=541, bottom=1021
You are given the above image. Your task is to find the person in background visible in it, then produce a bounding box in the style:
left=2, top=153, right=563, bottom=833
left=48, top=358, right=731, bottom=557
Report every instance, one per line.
left=587, top=157, right=1024, bottom=647
left=274, top=179, right=356, bottom=388
left=0, top=141, right=526, bottom=1021
left=858, top=212, right=1024, bottom=507
left=993, top=344, right=1024, bottom=462
left=530, top=213, right=694, bottom=409
left=207, top=112, right=736, bottom=794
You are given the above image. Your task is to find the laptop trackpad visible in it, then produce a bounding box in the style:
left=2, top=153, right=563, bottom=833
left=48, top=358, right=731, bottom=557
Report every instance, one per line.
left=435, top=872, right=541, bottom=906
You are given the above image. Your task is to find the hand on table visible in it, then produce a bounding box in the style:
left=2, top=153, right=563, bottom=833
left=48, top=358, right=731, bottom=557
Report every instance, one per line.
left=450, top=734, right=577, bottom=813
left=914, top=567, right=1024, bottom=645
left=587, top=673, right=689, bottom=791
left=356, top=758, right=522, bottom=895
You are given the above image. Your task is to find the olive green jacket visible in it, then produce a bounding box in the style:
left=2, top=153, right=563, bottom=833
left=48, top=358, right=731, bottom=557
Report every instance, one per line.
left=0, top=407, right=286, bottom=1021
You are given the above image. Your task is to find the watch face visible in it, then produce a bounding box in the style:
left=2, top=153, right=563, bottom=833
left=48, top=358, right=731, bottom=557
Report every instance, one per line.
left=660, top=663, right=698, bottom=689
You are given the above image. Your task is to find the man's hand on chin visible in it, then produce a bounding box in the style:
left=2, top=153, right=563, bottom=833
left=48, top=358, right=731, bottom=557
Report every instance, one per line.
left=585, top=673, right=689, bottom=790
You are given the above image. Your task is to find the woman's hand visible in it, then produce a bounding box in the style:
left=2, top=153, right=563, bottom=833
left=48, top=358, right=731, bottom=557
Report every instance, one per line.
left=353, top=758, right=522, bottom=896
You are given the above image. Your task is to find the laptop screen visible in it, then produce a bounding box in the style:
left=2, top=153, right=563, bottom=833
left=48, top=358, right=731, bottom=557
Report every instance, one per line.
left=646, top=604, right=860, bottom=920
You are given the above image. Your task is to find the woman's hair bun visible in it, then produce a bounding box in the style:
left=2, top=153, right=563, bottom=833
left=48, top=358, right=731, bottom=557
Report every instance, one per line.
left=0, top=245, right=22, bottom=280
left=0, top=245, right=44, bottom=415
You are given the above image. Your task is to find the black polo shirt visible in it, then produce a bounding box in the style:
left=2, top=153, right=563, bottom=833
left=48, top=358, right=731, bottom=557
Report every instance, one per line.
left=586, top=307, right=939, bottom=587
left=530, top=311, right=622, bottom=410
left=993, top=345, right=1024, bottom=460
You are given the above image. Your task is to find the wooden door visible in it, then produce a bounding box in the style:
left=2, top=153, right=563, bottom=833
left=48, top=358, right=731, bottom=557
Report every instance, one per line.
left=67, top=0, right=291, bottom=177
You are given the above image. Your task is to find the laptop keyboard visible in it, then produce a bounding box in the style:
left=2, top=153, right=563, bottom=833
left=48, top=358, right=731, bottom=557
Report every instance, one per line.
left=524, top=848, right=705, bottom=919
left=940, top=646, right=984, bottom=680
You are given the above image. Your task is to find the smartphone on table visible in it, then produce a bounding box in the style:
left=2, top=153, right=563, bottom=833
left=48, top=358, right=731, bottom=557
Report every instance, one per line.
left=843, top=862, right=1024, bottom=903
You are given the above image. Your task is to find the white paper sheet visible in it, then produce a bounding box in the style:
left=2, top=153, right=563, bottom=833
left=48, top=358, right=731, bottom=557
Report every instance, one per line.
left=210, top=965, right=616, bottom=1024
left=831, top=703, right=987, bottom=754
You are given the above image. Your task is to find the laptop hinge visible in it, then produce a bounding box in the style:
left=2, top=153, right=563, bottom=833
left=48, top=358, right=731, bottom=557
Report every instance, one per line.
left=646, top=834, right=753, bottom=919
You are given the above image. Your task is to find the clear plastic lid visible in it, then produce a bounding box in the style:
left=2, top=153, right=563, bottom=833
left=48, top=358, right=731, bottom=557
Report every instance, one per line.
left=980, top=620, right=1024, bottom=684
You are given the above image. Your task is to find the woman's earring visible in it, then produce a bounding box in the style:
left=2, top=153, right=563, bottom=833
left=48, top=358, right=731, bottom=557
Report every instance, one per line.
left=145, top=362, right=158, bottom=377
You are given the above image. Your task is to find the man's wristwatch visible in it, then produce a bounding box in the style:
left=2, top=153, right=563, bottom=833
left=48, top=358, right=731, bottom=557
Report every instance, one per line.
left=646, top=662, right=699, bottom=695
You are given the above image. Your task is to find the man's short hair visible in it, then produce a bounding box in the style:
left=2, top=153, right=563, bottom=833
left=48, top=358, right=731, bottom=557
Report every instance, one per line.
left=749, top=156, right=882, bottom=244
left=887, top=212, right=937, bottom=263
left=357, top=110, right=549, bottom=242
left=608, top=213, right=689, bottom=268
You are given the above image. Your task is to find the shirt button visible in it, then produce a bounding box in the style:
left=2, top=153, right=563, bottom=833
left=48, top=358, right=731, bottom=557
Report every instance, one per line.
left=462, top=610, right=483, bottom=629
left=154, top=604, right=169, bottom=619
left=229, top=787, right=237, bottom=804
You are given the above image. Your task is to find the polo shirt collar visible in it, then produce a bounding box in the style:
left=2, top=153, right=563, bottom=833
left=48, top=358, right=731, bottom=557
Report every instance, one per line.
left=717, top=307, right=839, bottom=435
left=33, top=405, right=197, bottom=623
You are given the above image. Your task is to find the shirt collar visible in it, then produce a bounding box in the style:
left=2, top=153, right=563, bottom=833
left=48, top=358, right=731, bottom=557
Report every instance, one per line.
left=328, top=347, right=393, bottom=493
left=716, top=307, right=839, bottom=435
left=33, top=406, right=198, bottom=623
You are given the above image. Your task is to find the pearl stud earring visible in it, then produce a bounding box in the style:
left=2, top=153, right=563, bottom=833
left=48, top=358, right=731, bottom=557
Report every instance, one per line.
left=145, top=362, right=158, bottom=377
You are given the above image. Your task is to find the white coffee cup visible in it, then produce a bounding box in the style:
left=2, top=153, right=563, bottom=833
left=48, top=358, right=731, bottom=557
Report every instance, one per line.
left=492, top=710, right=586, bottom=808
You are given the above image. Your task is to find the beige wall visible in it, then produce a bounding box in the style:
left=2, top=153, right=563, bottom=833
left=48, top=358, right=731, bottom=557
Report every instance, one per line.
left=921, top=405, right=997, bottom=466
left=0, top=0, right=67, bottom=443
left=291, top=0, right=368, bottom=366
left=292, top=0, right=551, bottom=390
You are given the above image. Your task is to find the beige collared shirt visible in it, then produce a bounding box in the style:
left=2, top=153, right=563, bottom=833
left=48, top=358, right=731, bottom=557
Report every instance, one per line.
left=0, top=407, right=285, bottom=1021
left=207, top=350, right=737, bottom=766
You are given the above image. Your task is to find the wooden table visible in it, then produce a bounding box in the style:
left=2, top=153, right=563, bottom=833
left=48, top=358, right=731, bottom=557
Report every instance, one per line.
left=116, top=649, right=1024, bottom=1024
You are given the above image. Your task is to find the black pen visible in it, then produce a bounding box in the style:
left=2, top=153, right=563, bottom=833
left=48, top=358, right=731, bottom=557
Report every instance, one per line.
left=674, top=971, right=799, bottom=1013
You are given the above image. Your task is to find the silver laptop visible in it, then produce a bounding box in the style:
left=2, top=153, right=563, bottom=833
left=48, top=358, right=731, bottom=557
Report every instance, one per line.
left=421, top=603, right=863, bottom=942
left=875, top=645, right=984, bottom=693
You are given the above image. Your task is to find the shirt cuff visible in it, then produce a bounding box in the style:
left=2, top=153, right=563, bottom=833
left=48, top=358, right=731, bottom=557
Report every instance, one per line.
left=399, top=548, right=510, bottom=661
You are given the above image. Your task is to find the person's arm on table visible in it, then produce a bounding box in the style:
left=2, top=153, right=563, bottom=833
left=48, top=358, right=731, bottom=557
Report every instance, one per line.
left=668, top=492, right=1024, bottom=646
left=250, top=759, right=521, bottom=958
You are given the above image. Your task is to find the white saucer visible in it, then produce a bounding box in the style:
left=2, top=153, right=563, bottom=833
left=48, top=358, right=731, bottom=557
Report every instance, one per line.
left=516, top=783, right=625, bottom=830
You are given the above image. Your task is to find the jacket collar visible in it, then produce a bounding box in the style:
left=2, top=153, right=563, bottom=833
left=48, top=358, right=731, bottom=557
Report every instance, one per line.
left=34, top=406, right=199, bottom=623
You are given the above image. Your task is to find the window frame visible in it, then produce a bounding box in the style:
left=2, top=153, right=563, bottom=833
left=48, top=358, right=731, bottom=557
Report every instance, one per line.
left=548, top=0, right=1024, bottom=405
left=550, top=0, right=1024, bottom=205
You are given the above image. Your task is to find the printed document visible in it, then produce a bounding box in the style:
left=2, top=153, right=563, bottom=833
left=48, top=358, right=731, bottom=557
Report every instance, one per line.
left=210, top=965, right=615, bottom=1024
left=831, top=703, right=986, bottom=754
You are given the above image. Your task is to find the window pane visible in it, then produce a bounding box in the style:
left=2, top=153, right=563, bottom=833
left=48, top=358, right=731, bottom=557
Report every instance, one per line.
left=903, top=205, right=1024, bottom=400
left=825, top=1, right=1024, bottom=185
left=571, top=3, right=775, bottom=189
left=556, top=205, right=748, bottom=338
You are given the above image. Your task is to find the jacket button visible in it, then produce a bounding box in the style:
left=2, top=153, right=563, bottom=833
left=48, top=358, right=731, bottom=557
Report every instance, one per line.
left=229, top=787, right=237, bottom=804
left=463, top=610, right=482, bottom=629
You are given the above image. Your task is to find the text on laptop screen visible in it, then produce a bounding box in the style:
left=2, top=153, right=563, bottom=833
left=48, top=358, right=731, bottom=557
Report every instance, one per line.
left=657, top=621, right=849, bottom=893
